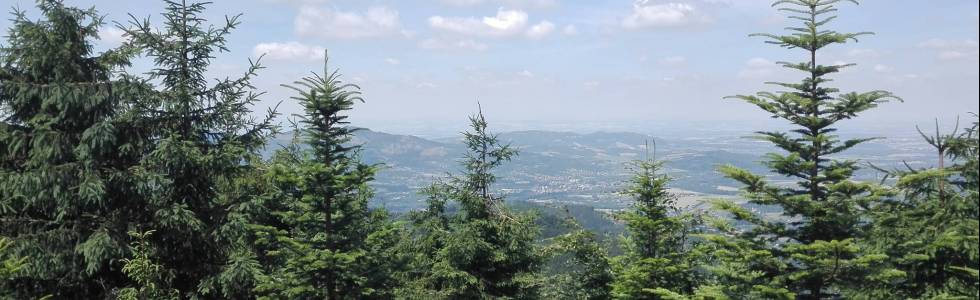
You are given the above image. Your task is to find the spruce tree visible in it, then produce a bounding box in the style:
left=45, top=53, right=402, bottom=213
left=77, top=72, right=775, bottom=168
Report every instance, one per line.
left=864, top=117, right=979, bottom=298
left=715, top=0, right=899, bottom=298
left=249, top=52, right=398, bottom=299
left=0, top=1, right=146, bottom=297
left=119, top=0, right=277, bottom=296
left=399, top=107, right=541, bottom=299
left=611, top=153, right=700, bottom=299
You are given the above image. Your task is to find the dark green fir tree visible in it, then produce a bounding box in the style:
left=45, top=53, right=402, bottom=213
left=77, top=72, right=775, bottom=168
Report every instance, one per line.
left=713, top=0, right=900, bottom=298
left=119, top=0, right=278, bottom=297
left=399, top=107, right=541, bottom=299
left=250, top=52, right=400, bottom=299
left=611, top=145, right=701, bottom=299
left=0, top=1, right=146, bottom=297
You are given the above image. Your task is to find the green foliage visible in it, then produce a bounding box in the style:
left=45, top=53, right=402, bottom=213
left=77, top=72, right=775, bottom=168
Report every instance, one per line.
left=611, top=158, right=702, bottom=299
left=0, top=238, right=26, bottom=298
left=619, top=160, right=686, bottom=258
left=398, top=108, right=541, bottom=299
left=0, top=0, right=145, bottom=297
left=461, top=106, right=520, bottom=204
left=713, top=0, right=901, bottom=298
left=115, top=0, right=278, bottom=297
left=116, top=230, right=179, bottom=300
left=249, top=53, right=399, bottom=299
left=862, top=117, right=979, bottom=299
left=686, top=226, right=795, bottom=300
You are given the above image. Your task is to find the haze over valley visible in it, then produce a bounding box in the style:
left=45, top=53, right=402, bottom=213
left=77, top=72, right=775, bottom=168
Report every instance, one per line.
left=266, top=125, right=939, bottom=212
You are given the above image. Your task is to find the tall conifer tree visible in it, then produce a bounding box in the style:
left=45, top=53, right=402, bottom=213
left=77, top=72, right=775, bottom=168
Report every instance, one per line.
left=119, top=0, right=277, bottom=296
left=250, top=52, right=399, bottom=299
left=399, top=107, right=541, bottom=299
left=715, top=0, right=899, bottom=298
left=611, top=151, right=700, bottom=299
left=0, top=1, right=147, bottom=297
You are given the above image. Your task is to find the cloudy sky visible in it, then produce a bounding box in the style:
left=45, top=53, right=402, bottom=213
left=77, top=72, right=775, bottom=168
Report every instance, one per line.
left=3, top=0, right=979, bottom=134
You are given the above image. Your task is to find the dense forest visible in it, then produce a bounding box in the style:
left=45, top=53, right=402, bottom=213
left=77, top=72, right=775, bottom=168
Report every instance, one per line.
left=1, top=0, right=977, bottom=299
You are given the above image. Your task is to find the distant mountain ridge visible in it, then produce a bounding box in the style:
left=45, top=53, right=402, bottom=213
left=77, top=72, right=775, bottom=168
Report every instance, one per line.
left=266, top=128, right=762, bottom=211
left=264, top=127, right=931, bottom=212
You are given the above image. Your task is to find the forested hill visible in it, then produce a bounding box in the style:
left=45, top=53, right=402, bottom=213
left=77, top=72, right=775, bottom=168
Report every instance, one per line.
left=267, top=128, right=934, bottom=212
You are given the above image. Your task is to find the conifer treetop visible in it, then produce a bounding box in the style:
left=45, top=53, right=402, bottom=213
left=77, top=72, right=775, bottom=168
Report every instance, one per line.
left=715, top=0, right=904, bottom=297
left=732, top=0, right=900, bottom=131
left=724, top=0, right=900, bottom=212
left=284, top=50, right=364, bottom=164
left=461, top=104, right=517, bottom=204
left=122, top=0, right=277, bottom=146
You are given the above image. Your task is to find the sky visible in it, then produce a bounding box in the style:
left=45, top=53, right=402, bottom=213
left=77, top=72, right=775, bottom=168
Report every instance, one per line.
left=3, top=0, right=979, bottom=135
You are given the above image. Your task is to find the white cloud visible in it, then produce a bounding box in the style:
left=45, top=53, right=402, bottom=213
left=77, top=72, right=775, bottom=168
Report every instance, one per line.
left=429, top=8, right=558, bottom=39
left=97, top=27, right=126, bottom=47
left=518, top=70, right=534, bottom=77
left=429, top=8, right=528, bottom=37
left=483, top=9, right=528, bottom=31
left=419, top=38, right=490, bottom=51
left=385, top=58, right=401, bottom=65
left=562, top=24, right=578, bottom=36
left=438, top=0, right=558, bottom=9
left=525, top=21, right=555, bottom=39
left=252, top=42, right=324, bottom=61
left=622, top=1, right=704, bottom=29
left=295, top=6, right=404, bottom=39
left=873, top=64, right=892, bottom=73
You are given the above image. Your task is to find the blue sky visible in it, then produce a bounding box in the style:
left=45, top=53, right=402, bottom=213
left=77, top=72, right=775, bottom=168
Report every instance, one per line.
left=3, top=0, right=979, bottom=134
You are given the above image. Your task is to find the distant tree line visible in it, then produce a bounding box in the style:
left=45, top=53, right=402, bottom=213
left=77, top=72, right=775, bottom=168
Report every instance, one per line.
left=1, top=0, right=976, bottom=299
